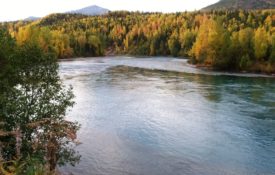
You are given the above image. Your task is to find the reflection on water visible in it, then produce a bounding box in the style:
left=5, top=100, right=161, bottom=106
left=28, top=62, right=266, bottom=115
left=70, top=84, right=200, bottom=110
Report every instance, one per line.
left=59, top=57, right=275, bottom=175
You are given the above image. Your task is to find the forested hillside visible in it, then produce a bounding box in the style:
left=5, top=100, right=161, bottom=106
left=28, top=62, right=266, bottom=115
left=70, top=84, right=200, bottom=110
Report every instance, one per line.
left=202, top=0, right=275, bottom=11
left=1, top=10, right=274, bottom=73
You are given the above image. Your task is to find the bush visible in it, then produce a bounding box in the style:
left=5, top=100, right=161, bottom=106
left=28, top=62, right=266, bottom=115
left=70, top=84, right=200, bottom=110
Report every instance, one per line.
left=239, top=54, right=252, bottom=70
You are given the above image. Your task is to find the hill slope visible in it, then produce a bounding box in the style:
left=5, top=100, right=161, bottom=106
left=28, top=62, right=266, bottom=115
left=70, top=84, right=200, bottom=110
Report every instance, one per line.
left=67, top=5, right=109, bottom=16
left=202, top=0, right=275, bottom=10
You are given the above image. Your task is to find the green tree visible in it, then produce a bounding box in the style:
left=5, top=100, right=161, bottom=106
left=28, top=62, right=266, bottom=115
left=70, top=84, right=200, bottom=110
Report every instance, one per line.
left=0, top=39, right=80, bottom=173
left=168, top=32, right=181, bottom=57
left=87, top=35, right=104, bottom=56
left=269, top=34, right=275, bottom=63
left=0, top=29, right=16, bottom=125
left=179, top=30, right=196, bottom=56
left=238, top=28, right=254, bottom=59
left=229, top=32, right=242, bottom=69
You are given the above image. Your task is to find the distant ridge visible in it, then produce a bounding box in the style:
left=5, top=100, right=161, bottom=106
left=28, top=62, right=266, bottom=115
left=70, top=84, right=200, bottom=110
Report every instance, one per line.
left=202, top=0, right=275, bottom=11
left=67, top=5, right=110, bottom=16
left=24, top=16, right=40, bottom=21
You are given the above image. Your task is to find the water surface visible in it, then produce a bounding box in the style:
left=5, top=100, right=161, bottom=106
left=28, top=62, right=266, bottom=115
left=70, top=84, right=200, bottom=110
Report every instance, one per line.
left=60, top=57, right=275, bottom=175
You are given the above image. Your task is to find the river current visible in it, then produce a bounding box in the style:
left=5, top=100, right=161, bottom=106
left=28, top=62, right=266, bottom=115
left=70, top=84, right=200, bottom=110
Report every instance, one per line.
left=59, top=57, right=275, bottom=175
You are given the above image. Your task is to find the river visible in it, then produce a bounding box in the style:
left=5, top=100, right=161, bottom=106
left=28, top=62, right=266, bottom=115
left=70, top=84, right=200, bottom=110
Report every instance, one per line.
left=59, top=57, right=275, bottom=175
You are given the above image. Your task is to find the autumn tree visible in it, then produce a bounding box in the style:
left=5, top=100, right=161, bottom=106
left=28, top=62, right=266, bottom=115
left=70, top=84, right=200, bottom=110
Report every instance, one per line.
left=190, top=18, right=230, bottom=68
left=254, top=27, right=269, bottom=61
left=3, top=10, right=275, bottom=73
left=51, top=31, right=74, bottom=58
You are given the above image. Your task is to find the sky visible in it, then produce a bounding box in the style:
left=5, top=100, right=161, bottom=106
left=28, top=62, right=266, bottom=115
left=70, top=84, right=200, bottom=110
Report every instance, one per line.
left=0, top=0, right=219, bottom=21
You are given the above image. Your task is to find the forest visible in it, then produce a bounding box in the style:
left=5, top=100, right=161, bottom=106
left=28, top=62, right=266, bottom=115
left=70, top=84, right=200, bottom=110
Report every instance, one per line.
left=1, top=10, right=274, bottom=73
left=0, top=9, right=275, bottom=174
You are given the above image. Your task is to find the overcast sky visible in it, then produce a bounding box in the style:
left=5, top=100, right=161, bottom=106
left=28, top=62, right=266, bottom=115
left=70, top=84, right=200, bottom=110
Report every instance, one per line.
left=0, top=0, right=219, bottom=21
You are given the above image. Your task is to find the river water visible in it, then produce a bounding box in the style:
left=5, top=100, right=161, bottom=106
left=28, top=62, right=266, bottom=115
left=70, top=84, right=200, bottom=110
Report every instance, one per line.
left=59, top=57, right=275, bottom=175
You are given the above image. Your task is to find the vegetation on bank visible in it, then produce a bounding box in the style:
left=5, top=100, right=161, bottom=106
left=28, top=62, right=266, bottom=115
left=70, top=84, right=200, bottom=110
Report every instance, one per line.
left=0, top=8, right=274, bottom=174
left=1, top=10, right=274, bottom=73
left=0, top=10, right=274, bottom=72
left=0, top=29, right=80, bottom=175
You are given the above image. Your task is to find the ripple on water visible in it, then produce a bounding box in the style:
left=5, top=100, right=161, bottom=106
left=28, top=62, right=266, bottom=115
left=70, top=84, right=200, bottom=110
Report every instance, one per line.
left=60, top=57, right=275, bottom=175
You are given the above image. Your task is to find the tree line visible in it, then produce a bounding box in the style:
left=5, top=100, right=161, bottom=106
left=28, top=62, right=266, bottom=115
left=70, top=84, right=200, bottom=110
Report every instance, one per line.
left=0, top=9, right=274, bottom=175
left=1, top=10, right=274, bottom=73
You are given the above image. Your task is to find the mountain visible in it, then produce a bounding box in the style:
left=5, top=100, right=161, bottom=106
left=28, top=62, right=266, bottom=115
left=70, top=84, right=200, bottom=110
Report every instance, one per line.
left=202, top=0, right=275, bottom=11
left=24, top=16, right=40, bottom=21
left=67, top=5, right=109, bottom=16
